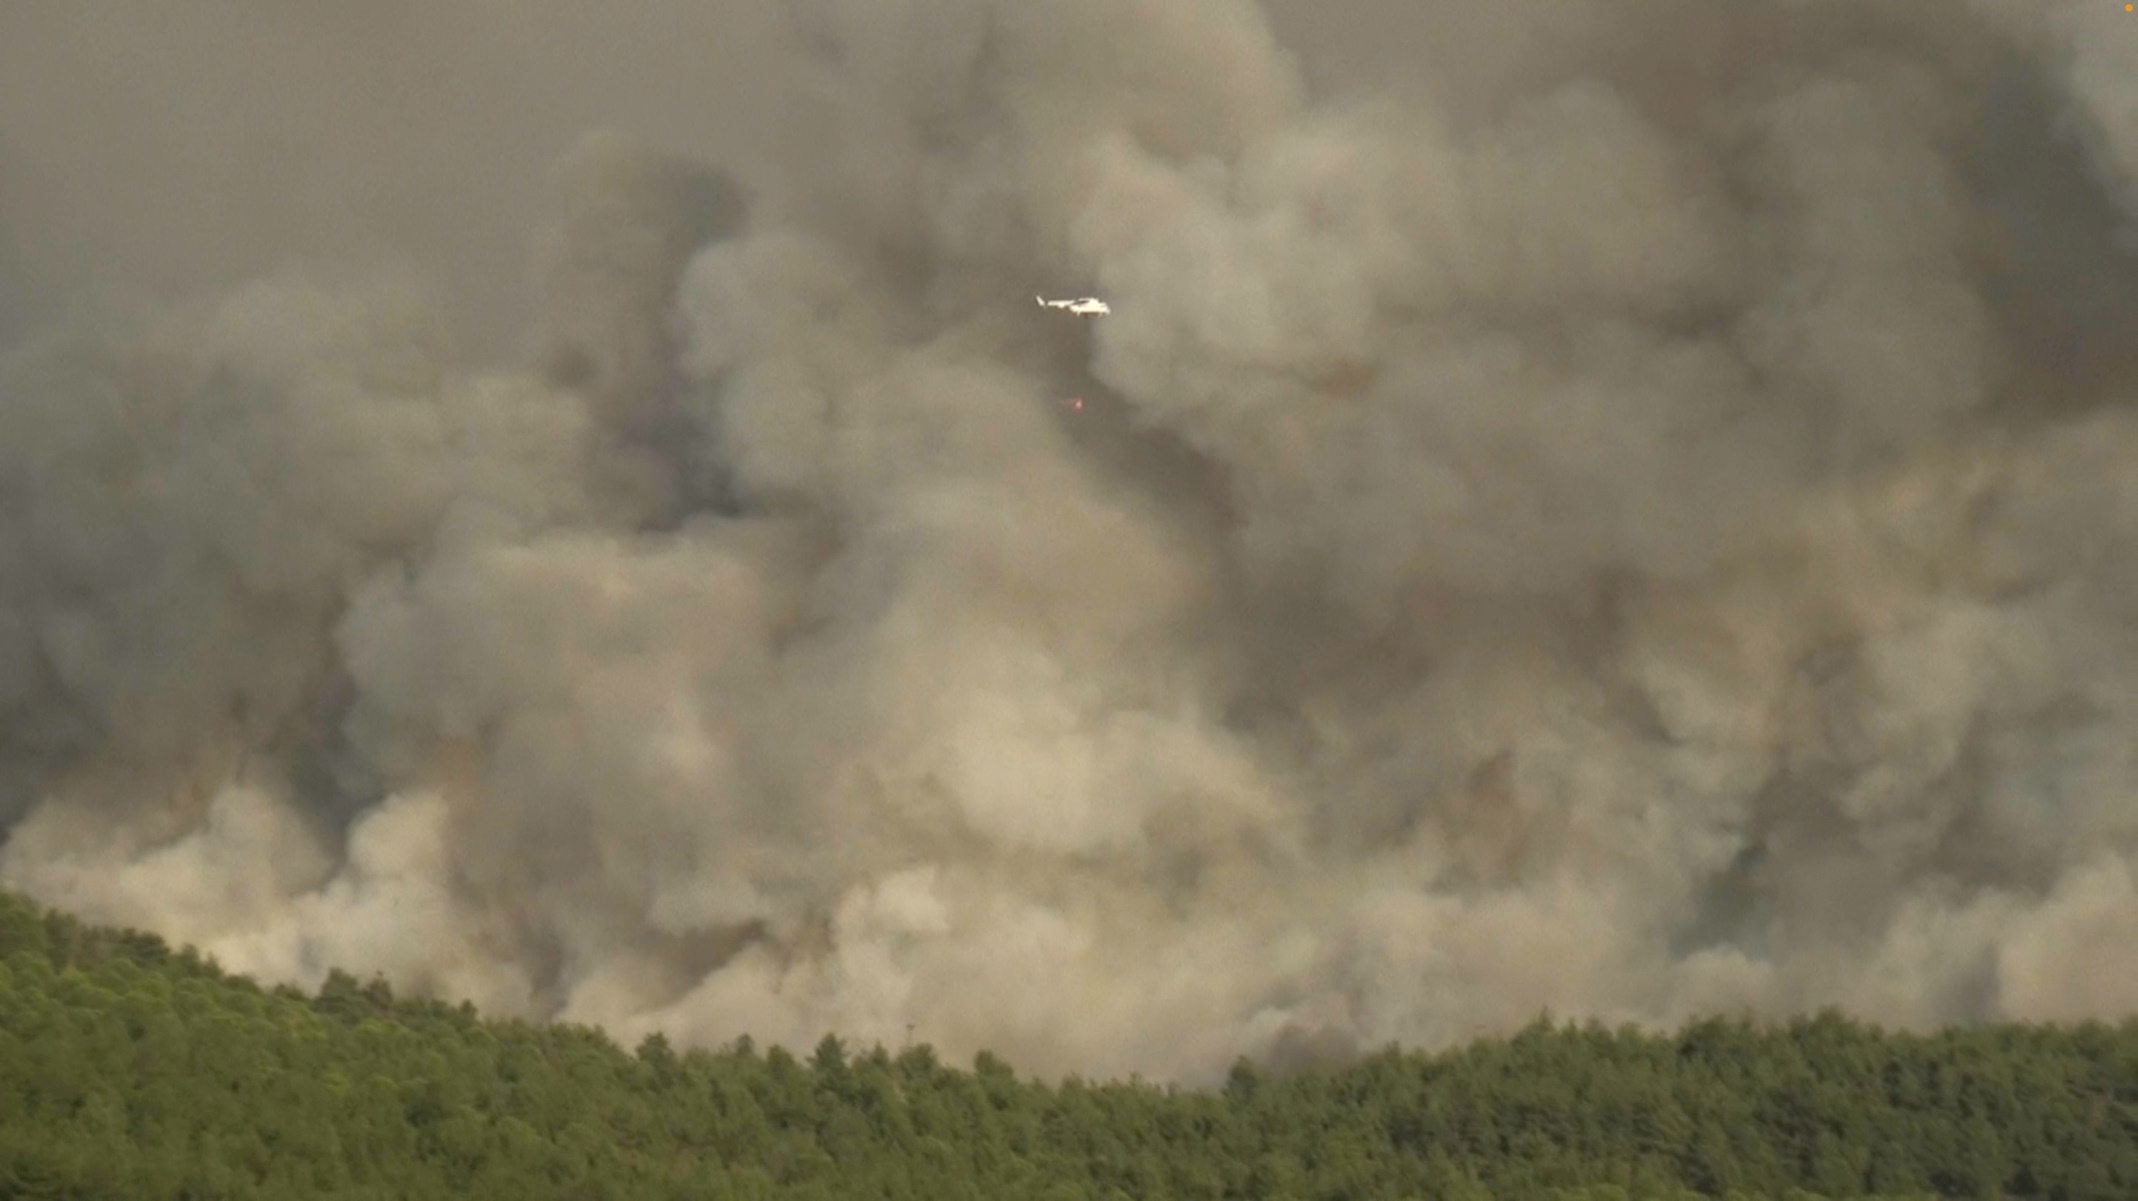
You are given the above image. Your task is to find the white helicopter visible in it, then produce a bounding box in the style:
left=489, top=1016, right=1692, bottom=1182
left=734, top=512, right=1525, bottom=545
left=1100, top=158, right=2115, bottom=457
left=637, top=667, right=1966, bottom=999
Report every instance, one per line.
left=1037, top=295, right=1111, bottom=316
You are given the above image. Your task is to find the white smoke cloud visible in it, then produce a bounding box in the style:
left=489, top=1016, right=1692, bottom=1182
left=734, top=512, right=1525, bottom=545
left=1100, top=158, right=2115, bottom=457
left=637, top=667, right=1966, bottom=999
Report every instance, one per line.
left=2, top=0, right=2137, bottom=1083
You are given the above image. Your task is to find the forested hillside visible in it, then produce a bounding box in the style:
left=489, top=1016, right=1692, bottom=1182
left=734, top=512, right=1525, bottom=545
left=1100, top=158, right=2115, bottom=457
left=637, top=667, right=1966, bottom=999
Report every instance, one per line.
left=0, top=891, right=2131, bottom=1200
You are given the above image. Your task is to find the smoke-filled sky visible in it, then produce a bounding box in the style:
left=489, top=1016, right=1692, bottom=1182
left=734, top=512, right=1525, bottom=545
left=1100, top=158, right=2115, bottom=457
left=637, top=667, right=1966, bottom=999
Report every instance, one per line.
left=2, top=0, right=2137, bottom=1083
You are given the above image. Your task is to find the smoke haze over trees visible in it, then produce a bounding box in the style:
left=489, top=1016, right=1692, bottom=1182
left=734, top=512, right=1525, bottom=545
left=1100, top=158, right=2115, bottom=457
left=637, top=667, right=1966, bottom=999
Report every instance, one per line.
left=0, top=0, right=2136, bottom=1083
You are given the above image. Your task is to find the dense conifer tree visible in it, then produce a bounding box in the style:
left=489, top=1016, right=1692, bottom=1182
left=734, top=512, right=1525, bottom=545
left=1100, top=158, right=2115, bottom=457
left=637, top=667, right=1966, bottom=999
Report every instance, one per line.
left=0, top=889, right=2131, bottom=1199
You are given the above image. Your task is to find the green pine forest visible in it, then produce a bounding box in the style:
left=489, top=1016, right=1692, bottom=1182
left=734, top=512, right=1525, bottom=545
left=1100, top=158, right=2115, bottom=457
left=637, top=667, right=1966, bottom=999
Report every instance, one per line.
left=0, top=891, right=2132, bottom=1200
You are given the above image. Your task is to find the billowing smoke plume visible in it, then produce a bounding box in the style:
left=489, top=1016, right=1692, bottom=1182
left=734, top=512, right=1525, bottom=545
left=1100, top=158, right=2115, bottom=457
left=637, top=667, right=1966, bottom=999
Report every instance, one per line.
left=2, top=0, right=2137, bottom=1082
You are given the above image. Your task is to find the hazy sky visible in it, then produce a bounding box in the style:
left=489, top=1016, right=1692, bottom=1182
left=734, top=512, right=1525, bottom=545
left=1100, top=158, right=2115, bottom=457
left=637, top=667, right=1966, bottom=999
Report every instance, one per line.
left=1, top=0, right=2136, bottom=1083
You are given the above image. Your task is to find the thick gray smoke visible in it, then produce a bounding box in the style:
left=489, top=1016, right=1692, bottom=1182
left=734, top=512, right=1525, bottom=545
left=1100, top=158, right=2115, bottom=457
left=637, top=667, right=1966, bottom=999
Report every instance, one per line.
left=3, top=0, right=2137, bottom=1082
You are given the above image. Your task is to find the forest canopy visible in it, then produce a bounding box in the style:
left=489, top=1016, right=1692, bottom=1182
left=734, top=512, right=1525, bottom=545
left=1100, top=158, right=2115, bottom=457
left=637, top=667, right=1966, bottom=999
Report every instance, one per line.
left=0, top=890, right=2131, bottom=1200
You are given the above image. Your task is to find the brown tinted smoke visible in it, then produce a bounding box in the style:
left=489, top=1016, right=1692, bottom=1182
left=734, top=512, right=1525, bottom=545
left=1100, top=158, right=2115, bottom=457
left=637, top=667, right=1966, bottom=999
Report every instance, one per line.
left=1, top=0, right=2136, bottom=1083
